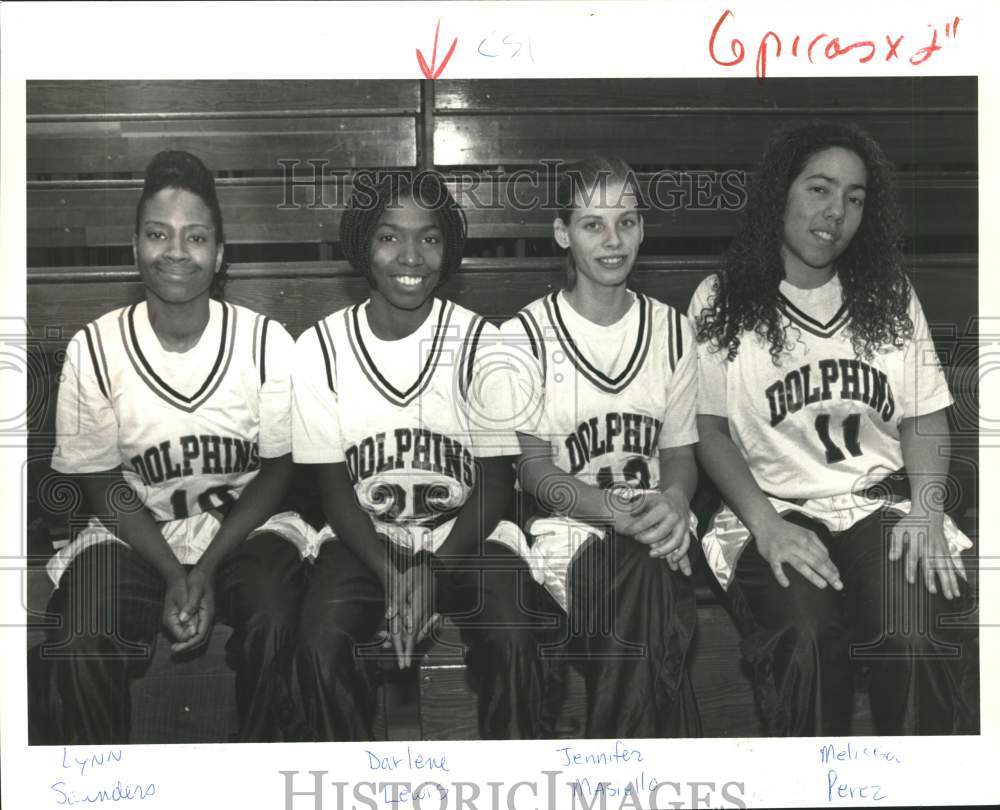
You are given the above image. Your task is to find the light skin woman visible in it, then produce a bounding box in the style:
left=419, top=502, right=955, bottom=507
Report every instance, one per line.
left=506, top=157, right=702, bottom=738
left=691, top=123, right=978, bottom=735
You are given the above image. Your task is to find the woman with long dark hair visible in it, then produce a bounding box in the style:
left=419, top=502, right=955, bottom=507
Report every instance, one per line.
left=690, top=122, right=978, bottom=735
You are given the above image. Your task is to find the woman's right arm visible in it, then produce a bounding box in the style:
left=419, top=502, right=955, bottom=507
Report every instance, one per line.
left=76, top=469, right=192, bottom=641
left=312, top=462, right=392, bottom=585
left=688, top=279, right=840, bottom=590
left=52, top=333, right=191, bottom=638
left=515, top=431, right=648, bottom=535
left=291, top=328, right=410, bottom=663
left=696, top=411, right=842, bottom=591
left=291, top=327, right=393, bottom=585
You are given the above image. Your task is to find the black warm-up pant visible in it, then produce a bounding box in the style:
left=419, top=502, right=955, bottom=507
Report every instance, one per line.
left=29, top=532, right=306, bottom=744
left=288, top=538, right=551, bottom=741
left=539, top=529, right=702, bottom=739
left=728, top=509, right=979, bottom=736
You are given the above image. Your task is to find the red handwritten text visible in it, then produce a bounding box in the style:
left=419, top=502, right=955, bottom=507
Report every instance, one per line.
left=709, top=9, right=962, bottom=80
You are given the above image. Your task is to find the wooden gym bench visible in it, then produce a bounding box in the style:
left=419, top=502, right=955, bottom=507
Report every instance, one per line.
left=24, top=78, right=978, bottom=741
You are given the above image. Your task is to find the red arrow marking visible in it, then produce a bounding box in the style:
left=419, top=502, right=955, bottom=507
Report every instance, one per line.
left=416, top=19, right=458, bottom=80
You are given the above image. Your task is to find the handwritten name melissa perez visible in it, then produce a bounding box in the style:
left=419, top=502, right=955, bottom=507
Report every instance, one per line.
left=51, top=748, right=156, bottom=805
left=820, top=742, right=903, bottom=803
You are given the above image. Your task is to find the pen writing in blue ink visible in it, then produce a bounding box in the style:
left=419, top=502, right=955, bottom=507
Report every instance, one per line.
left=478, top=30, right=535, bottom=63
left=366, top=747, right=450, bottom=773
left=827, top=770, right=886, bottom=802
left=557, top=740, right=644, bottom=767
left=50, top=780, right=156, bottom=806
left=62, top=748, right=123, bottom=778
left=819, top=742, right=903, bottom=765
left=382, top=781, right=450, bottom=807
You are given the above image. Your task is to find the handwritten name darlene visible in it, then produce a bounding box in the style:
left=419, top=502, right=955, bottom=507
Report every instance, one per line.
left=366, top=747, right=450, bottom=773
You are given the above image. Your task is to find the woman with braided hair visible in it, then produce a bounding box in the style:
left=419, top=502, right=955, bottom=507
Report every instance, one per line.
left=289, top=170, right=549, bottom=740
left=689, top=122, right=979, bottom=735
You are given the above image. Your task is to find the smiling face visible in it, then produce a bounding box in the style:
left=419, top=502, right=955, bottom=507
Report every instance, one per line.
left=781, top=146, right=867, bottom=285
left=367, top=195, right=444, bottom=314
left=554, top=178, right=644, bottom=292
left=133, top=187, right=223, bottom=307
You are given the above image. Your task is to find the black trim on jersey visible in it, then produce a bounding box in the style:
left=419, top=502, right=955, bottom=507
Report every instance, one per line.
left=517, top=310, right=546, bottom=380
left=314, top=322, right=336, bottom=394
left=544, top=291, right=652, bottom=394
left=459, top=316, right=488, bottom=401
left=667, top=308, right=685, bottom=373
left=778, top=294, right=850, bottom=338
left=119, top=302, right=238, bottom=413
left=258, top=317, right=270, bottom=386
left=346, top=299, right=453, bottom=407
left=674, top=308, right=683, bottom=362
left=252, top=313, right=262, bottom=371
left=83, top=324, right=108, bottom=399
left=93, top=323, right=112, bottom=398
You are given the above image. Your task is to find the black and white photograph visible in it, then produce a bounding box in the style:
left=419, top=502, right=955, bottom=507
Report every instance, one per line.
left=2, top=2, right=997, bottom=809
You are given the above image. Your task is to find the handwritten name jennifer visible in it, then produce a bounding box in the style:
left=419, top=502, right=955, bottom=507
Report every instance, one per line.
left=557, top=740, right=644, bottom=767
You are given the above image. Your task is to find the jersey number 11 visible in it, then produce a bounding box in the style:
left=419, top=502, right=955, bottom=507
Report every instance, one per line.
left=814, top=413, right=863, bottom=464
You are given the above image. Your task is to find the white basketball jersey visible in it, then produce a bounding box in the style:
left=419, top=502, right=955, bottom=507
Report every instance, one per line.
left=503, top=290, right=698, bottom=492
left=689, top=274, right=953, bottom=499
left=52, top=299, right=292, bottom=523
left=292, top=297, right=509, bottom=550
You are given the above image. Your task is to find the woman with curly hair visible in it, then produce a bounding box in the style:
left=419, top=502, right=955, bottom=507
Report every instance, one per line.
left=689, top=122, right=978, bottom=735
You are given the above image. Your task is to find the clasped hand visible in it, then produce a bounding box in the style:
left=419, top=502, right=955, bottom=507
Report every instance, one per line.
left=613, top=488, right=693, bottom=575
left=383, top=562, right=440, bottom=669
left=162, top=566, right=216, bottom=653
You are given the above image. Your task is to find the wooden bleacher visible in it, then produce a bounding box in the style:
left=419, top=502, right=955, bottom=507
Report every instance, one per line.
left=25, top=77, right=978, bottom=741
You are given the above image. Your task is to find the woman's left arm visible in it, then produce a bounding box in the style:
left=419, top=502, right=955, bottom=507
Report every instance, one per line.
left=643, top=310, right=700, bottom=571
left=896, top=408, right=961, bottom=599
left=433, top=456, right=515, bottom=563
left=644, top=444, right=697, bottom=573
left=194, top=453, right=294, bottom=574
left=401, top=456, right=514, bottom=662
left=175, top=320, right=298, bottom=651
